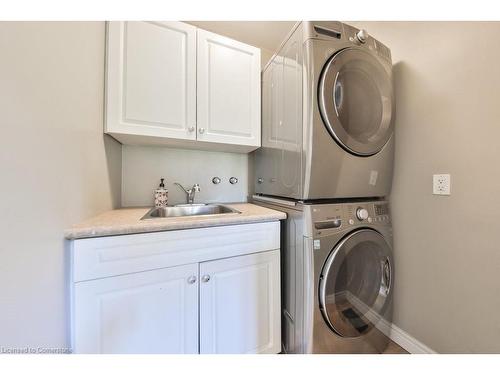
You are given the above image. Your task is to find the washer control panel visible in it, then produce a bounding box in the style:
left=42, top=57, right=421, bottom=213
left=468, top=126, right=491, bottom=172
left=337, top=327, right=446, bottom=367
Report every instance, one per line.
left=345, top=202, right=391, bottom=225
left=310, top=201, right=391, bottom=236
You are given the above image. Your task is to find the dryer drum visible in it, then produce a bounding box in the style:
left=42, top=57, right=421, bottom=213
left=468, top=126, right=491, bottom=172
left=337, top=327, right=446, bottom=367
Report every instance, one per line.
left=318, top=228, right=394, bottom=338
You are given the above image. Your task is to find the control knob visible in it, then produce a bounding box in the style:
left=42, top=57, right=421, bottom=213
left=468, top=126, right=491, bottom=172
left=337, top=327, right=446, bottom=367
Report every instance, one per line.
left=356, top=29, right=368, bottom=44
left=356, top=207, right=369, bottom=221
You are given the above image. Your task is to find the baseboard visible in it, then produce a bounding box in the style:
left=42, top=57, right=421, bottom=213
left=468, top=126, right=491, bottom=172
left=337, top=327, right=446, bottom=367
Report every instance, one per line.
left=387, top=323, right=436, bottom=354
left=340, top=292, right=436, bottom=354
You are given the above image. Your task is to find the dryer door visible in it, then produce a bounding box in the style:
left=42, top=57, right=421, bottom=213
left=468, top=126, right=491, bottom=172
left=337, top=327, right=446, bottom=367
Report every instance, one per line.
left=318, top=47, right=394, bottom=156
left=319, top=228, right=393, bottom=337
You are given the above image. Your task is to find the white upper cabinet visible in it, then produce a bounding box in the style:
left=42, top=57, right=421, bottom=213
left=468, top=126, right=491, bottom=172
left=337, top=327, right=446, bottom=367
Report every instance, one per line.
left=196, top=29, right=261, bottom=150
left=106, top=21, right=197, bottom=142
left=105, top=21, right=261, bottom=153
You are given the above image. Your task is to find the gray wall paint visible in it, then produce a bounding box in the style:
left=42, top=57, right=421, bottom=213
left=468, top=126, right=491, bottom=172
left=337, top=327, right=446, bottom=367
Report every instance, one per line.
left=186, top=21, right=295, bottom=68
left=351, top=21, right=500, bottom=353
left=0, top=22, right=121, bottom=348
left=122, top=146, right=249, bottom=207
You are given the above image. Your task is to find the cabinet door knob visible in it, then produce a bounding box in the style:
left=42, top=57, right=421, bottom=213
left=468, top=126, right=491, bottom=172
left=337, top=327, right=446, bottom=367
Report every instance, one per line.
left=188, top=126, right=195, bottom=133
left=201, top=274, right=210, bottom=283
left=199, top=128, right=205, bottom=134
left=187, top=275, right=197, bottom=284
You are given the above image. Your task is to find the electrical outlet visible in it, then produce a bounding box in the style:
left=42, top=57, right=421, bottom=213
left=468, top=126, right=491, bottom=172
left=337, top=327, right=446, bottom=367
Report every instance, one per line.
left=433, top=174, right=451, bottom=195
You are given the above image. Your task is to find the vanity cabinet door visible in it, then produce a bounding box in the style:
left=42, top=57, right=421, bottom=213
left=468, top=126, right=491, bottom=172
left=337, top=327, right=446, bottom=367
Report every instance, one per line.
left=199, top=250, right=281, bottom=354
left=72, top=263, right=199, bottom=354
left=105, top=21, right=197, bottom=141
left=196, top=29, right=261, bottom=149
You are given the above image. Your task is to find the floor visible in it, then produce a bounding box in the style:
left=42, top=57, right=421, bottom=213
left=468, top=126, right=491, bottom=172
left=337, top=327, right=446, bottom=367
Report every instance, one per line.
left=313, top=302, right=408, bottom=354
left=383, top=340, right=408, bottom=354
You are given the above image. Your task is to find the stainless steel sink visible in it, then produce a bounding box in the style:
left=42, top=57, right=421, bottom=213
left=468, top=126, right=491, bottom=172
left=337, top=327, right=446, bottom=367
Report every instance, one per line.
left=141, top=204, right=241, bottom=220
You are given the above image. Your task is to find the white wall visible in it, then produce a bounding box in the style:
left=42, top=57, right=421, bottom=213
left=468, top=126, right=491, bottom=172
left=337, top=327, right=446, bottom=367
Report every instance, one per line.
left=122, top=146, right=248, bottom=206
left=0, top=22, right=121, bottom=350
left=351, top=21, right=500, bottom=353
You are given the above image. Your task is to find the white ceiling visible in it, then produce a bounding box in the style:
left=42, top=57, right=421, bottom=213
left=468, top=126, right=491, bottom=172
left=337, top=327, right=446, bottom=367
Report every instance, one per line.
left=186, top=21, right=297, bottom=54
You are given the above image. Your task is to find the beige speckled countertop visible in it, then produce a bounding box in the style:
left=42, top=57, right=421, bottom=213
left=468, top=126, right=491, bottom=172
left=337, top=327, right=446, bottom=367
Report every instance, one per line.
left=65, top=203, right=286, bottom=240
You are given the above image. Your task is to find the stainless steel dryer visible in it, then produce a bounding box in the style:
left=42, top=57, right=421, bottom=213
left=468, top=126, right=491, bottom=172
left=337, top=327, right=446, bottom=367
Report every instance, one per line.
left=253, top=195, right=394, bottom=353
left=254, top=21, right=395, bottom=200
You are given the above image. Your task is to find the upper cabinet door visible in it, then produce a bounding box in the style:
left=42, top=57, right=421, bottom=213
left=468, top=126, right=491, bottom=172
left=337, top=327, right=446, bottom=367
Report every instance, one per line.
left=196, top=29, right=261, bottom=150
left=106, top=21, right=196, bottom=141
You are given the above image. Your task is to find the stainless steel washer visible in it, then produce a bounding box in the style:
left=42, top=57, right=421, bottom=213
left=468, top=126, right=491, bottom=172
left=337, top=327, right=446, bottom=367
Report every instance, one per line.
left=253, top=196, right=394, bottom=353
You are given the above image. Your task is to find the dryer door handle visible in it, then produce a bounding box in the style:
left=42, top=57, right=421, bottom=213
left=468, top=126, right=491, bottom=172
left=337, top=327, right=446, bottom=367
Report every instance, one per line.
left=383, top=258, right=391, bottom=292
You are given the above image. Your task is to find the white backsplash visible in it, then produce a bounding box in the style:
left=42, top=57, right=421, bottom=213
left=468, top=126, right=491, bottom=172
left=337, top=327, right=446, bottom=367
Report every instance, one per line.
left=122, top=145, right=249, bottom=207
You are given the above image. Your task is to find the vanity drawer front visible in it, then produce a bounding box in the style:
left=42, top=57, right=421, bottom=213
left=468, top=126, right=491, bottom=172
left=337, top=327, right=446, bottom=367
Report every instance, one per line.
left=71, top=221, right=280, bottom=282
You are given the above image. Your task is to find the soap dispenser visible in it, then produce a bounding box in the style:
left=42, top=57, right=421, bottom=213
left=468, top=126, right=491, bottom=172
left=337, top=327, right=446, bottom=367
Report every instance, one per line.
left=154, top=178, right=168, bottom=208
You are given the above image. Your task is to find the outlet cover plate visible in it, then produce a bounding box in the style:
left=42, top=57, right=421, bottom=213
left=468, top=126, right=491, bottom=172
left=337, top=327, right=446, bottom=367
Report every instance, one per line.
left=433, top=174, right=451, bottom=195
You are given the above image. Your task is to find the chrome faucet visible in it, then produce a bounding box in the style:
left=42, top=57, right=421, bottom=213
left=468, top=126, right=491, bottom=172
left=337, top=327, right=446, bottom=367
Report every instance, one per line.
left=174, top=183, right=201, bottom=204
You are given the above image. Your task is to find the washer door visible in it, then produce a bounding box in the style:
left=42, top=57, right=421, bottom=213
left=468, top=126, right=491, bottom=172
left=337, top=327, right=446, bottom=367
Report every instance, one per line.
left=318, top=48, right=394, bottom=156
left=319, top=229, right=393, bottom=337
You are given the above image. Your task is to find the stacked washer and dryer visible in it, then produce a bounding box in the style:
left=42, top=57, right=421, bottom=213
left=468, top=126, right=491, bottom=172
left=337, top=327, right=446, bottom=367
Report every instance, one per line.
left=253, top=21, right=396, bottom=353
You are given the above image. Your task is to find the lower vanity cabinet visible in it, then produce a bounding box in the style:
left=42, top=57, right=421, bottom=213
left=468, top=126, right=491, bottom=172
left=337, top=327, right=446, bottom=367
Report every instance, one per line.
left=73, top=263, right=200, bottom=354
left=199, top=250, right=280, bottom=354
left=70, top=222, right=281, bottom=354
